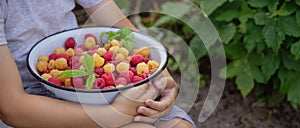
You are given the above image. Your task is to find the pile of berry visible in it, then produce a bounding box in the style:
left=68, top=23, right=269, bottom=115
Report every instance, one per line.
left=35, top=33, right=159, bottom=89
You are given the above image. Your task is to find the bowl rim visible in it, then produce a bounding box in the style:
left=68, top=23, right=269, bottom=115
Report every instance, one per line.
left=26, top=26, right=168, bottom=93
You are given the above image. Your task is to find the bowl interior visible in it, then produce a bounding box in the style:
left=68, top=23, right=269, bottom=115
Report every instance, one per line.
left=27, top=27, right=168, bottom=93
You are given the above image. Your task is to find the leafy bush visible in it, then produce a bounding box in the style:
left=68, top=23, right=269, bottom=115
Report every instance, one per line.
left=154, top=0, right=300, bottom=109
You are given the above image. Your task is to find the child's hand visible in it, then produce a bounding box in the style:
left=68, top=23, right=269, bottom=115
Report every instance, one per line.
left=134, top=70, right=178, bottom=123
left=111, top=82, right=159, bottom=117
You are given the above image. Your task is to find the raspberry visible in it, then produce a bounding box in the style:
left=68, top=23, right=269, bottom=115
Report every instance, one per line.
left=55, top=58, right=68, bottom=70
left=147, top=60, right=159, bottom=70
left=103, top=51, right=114, bottom=61
left=119, top=47, right=129, bottom=57
left=49, top=54, right=57, bottom=60
left=79, top=55, right=85, bottom=64
left=115, top=77, right=127, bottom=85
left=136, top=62, right=149, bottom=76
left=41, top=73, right=52, bottom=81
left=103, top=63, right=115, bottom=73
left=115, top=53, right=125, bottom=62
left=103, top=86, right=115, bottom=89
left=84, top=37, right=96, bottom=49
left=93, top=54, right=105, bottom=68
left=101, top=73, right=115, bottom=86
left=48, top=60, right=56, bottom=70
left=119, top=70, right=134, bottom=81
left=97, top=47, right=107, bottom=56
left=136, top=47, right=151, bottom=58
left=65, top=48, right=75, bottom=57
left=74, top=48, right=84, bottom=56
left=141, top=73, right=150, bottom=79
left=72, top=77, right=84, bottom=87
left=64, top=78, right=72, bottom=87
left=54, top=47, right=65, bottom=55
left=38, top=56, right=49, bottom=62
left=95, top=67, right=104, bottom=76
left=116, top=62, right=129, bottom=73
left=87, top=49, right=97, bottom=56
left=84, top=33, right=97, bottom=43
left=57, top=76, right=68, bottom=83
left=131, top=76, right=143, bottom=83
left=130, top=67, right=137, bottom=75
left=64, top=37, right=76, bottom=49
left=96, top=78, right=105, bottom=89
left=44, top=69, right=50, bottom=74
left=130, top=54, right=144, bottom=66
left=77, top=45, right=87, bottom=51
left=48, top=77, right=63, bottom=86
left=36, top=61, right=48, bottom=73
left=109, top=46, right=120, bottom=54
left=57, top=54, right=70, bottom=62
left=93, top=80, right=99, bottom=89
left=110, top=39, right=120, bottom=46
left=72, top=63, right=81, bottom=69
left=143, top=58, right=149, bottom=63
left=50, top=69, right=62, bottom=78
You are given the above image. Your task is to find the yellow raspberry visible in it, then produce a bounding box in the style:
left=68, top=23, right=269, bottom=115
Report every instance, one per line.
left=136, top=62, right=149, bottom=76
left=147, top=60, right=159, bottom=70
left=65, top=48, right=75, bottom=57
left=119, top=47, right=129, bottom=57
left=136, top=47, right=151, bottom=58
left=109, top=46, right=120, bottom=54
left=54, top=47, right=66, bottom=55
left=116, top=85, right=124, bottom=88
left=93, top=54, right=105, bottom=68
left=97, top=47, right=107, bottom=56
left=104, top=43, right=111, bottom=51
left=50, top=69, right=62, bottom=78
left=41, top=73, right=52, bottom=81
left=38, top=56, right=49, bottom=62
left=48, top=60, right=56, bottom=70
left=64, top=78, right=72, bottom=87
left=55, top=58, right=68, bottom=70
left=57, top=76, right=68, bottom=83
left=116, top=62, right=130, bottom=73
left=115, top=53, right=125, bottom=62
left=79, top=55, right=84, bottom=64
left=110, top=39, right=120, bottom=46
left=84, top=37, right=96, bottom=49
left=36, top=61, right=48, bottom=73
left=103, top=63, right=115, bottom=73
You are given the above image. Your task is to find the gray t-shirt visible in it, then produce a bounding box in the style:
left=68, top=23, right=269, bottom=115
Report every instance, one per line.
left=0, top=0, right=102, bottom=95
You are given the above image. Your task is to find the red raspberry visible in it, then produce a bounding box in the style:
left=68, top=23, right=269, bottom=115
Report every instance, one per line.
left=104, top=51, right=114, bottom=61
left=95, top=67, right=104, bottom=76
left=143, top=58, right=149, bottom=63
left=103, top=86, right=114, bottom=89
left=64, top=37, right=76, bottom=49
left=130, top=67, right=137, bottom=75
left=101, top=73, right=115, bottom=86
left=84, top=33, right=98, bottom=43
left=72, top=63, right=81, bottom=69
left=57, top=54, right=70, bottom=62
left=105, top=60, right=119, bottom=66
left=48, top=78, right=62, bottom=86
left=96, top=78, right=105, bottom=89
left=141, top=73, right=150, bottom=79
left=131, top=76, right=143, bottom=83
left=77, top=45, right=87, bottom=51
left=130, top=54, right=144, bottom=66
left=44, top=69, right=50, bottom=74
left=49, top=53, right=57, bottom=60
left=87, top=49, right=97, bottom=56
left=92, top=80, right=98, bottom=89
left=115, top=77, right=127, bottom=85
left=74, top=48, right=84, bottom=56
left=119, top=70, right=134, bottom=81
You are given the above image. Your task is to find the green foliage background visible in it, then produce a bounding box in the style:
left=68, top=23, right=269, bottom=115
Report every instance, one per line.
left=153, top=0, right=300, bottom=109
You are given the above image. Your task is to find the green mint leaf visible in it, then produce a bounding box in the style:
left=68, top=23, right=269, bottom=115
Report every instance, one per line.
left=85, top=74, right=95, bottom=89
left=117, top=28, right=136, bottom=52
left=58, top=70, right=87, bottom=78
left=82, top=53, right=94, bottom=75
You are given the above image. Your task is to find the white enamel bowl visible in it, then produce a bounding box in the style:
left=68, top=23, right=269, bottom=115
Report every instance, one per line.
left=27, top=27, right=167, bottom=105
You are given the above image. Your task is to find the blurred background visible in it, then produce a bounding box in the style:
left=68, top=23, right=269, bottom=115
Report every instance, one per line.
left=74, top=0, right=300, bottom=127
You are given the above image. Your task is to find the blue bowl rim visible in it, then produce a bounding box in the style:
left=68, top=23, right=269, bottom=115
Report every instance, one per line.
left=26, top=26, right=168, bottom=93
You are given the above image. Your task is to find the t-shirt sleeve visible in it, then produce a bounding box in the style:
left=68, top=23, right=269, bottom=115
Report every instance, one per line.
left=75, top=0, right=103, bottom=8
left=0, top=0, right=7, bottom=46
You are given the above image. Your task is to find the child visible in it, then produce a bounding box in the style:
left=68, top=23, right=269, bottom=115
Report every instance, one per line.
left=0, top=0, right=196, bottom=127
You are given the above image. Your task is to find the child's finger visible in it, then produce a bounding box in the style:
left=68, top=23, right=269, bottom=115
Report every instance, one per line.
left=145, top=98, right=173, bottom=112
left=137, top=83, right=159, bottom=102
left=119, top=83, right=149, bottom=101
left=133, top=115, right=158, bottom=124
left=137, top=106, right=160, bottom=117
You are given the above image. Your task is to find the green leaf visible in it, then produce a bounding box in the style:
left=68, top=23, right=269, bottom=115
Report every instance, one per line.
left=290, top=40, right=300, bottom=60
left=219, top=60, right=243, bottom=79
left=199, top=0, right=227, bottom=16
left=153, top=16, right=175, bottom=27
left=82, top=54, right=94, bottom=75
left=296, top=10, right=300, bottom=27
left=275, top=2, right=297, bottom=16
left=161, top=2, right=191, bottom=19
left=268, top=0, right=279, bottom=13
left=116, top=28, right=136, bottom=52
left=253, top=12, right=268, bottom=25
left=215, top=10, right=240, bottom=22
left=249, top=65, right=265, bottom=83
left=85, top=74, right=95, bottom=89
left=261, top=52, right=280, bottom=81
left=239, top=1, right=254, bottom=23
left=188, top=36, right=207, bottom=60
left=247, top=0, right=268, bottom=8
left=236, top=72, right=254, bottom=97
left=287, top=77, right=300, bottom=109
left=218, top=23, right=236, bottom=44
left=244, top=21, right=264, bottom=53
left=278, top=15, right=300, bottom=37
left=58, top=70, right=87, bottom=78
left=262, top=19, right=285, bottom=53
left=225, top=42, right=247, bottom=59
left=296, top=0, right=300, bottom=6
